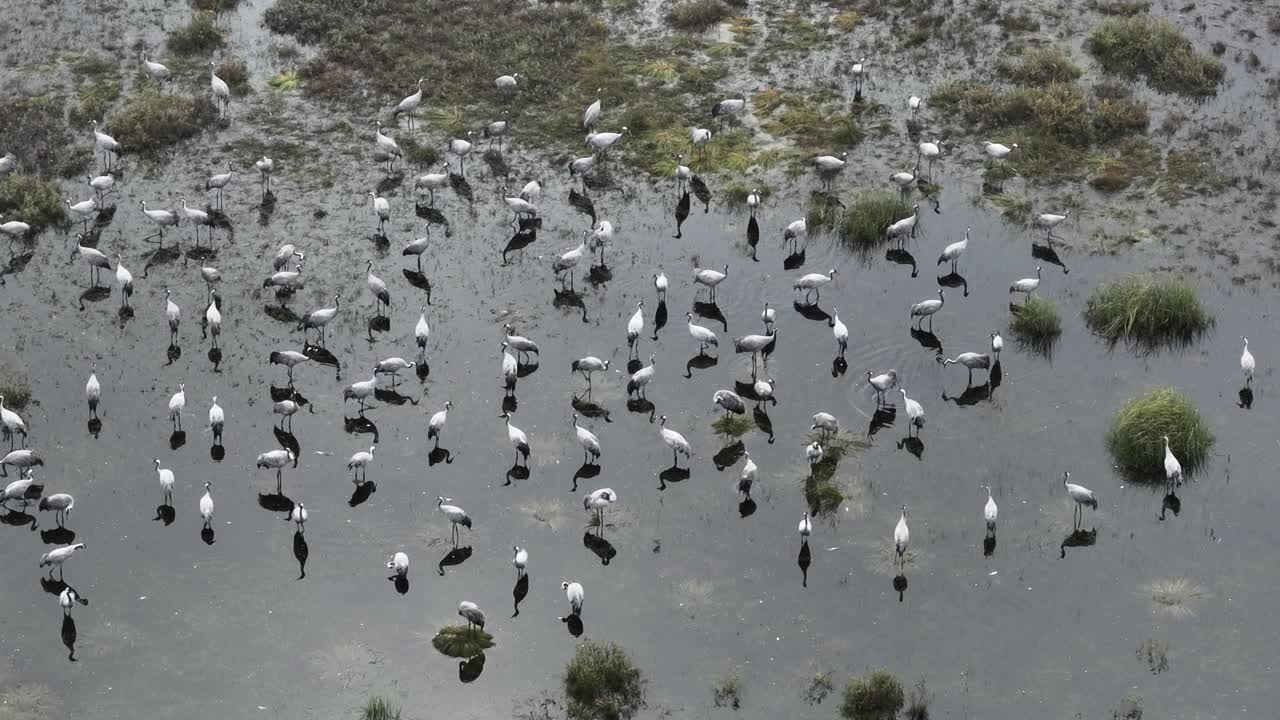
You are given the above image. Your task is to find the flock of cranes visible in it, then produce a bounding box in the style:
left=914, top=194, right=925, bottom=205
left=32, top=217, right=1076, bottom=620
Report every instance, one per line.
left=0, top=39, right=1260, bottom=673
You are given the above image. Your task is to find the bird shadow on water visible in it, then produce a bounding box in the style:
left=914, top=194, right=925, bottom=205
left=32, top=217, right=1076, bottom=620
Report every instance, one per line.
left=502, top=227, right=537, bottom=265
left=587, top=262, right=612, bottom=287
left=553, top=287, right=588, bottom=323
left=792, top=301, right=831, bottom=324
left=76, top=286, right=111, bottom=311
left=941, top=383, right=992, bottom=407
left=201, top=526, right=215, bottom=545
left=165, top=344, right=181, bottom=365
left=273, top=426, right=301, bottom=462
left=348, top=481, right=377, bottom=507
left=868, top=406, right=896, bottom=438
left=366, top=315, right=391, bottom=340
left=739, top=497, right=757, bottom=518
left=583, top=531, right=617, bottom=565
left=512, top=573, right=529, bottom=617
left=626, top=397, right=655, bottom=421
left=896, top=436, right=924, bottom=459
left=207, top=347, right=222, bottom=371
left=402, top=269, right=432, bottom=298
left=783, top=247, right=807, bottom=271
left=571, top=462, right=600, bottom=492
left=1060, top=528, right=1097, bottom=558
left=141, top=245, right=180, bottom=277
left=154, top=503, right=175, bottom=526
left=752, top=406, right=776, bottom=444
left=746, top=217, right=760, bottom=261
left=798, top=540, right=810, bottom=588
left=570, top=394, right=611, bottom=422
left=936, top=271, right=969, bottom=297
left=293, top=530, right=308, bottom=580
left=658, top=466, right=691, bottom=490
left=893, top=574, right=908, bottom=602
left=501, top=395, right=518, bottom=414
left=885, top=247, right=917, bottom=277
left=459, top=653, right=485, bottom=683
left=983, top=535, right=997, bottom=557
left=428, top=447, right=454, bottom=466
left=568, top=187, right=596, bottom=226
left=257, top=191, right=277, bottom=226
left=169, top=430, right=186, bottom=451
left=390, top=574, right=409, bottom=595
left=375, top=387, right=419, bottom=407
left=713, top=440, right=746, bottom=471
left=262, top=304, right=300, bottom=325
left=39, top=527, right=75, bottom=546
left=1032, top=242, right=1069, bottom=274
left=693, top=301, right=727, bottom=333
left=684, top=352, right=718, bottom=379
left=652, top=300, right=667, bottom=339
left=673, top=191, right=690, bottom=238
left=504, top=462, right=530, bottom=486
left=61, top=614, right=79, bottom=661
left=87, top=417, right=103, bottom=439
left=257, top=492, right=295, bottom=514
left=563, top=614, right=584, bottom=638
left=832, top=356, right=848, bottom=377
left=438, top=546, right=473, bottom=576
left=1238, top=387, right=1253, bottom=409
left=39, top=576, right=67, bottom=597
left=910, top=327, right=943, bottom=356
left=690, top=175, right=711, bottom=212
left=1159, top=491, right=1181, bottom=521
left=343, top=415, right=379, bottom=443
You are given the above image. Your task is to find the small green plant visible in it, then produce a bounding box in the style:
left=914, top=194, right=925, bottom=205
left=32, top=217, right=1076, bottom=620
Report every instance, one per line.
left=712, top=673, right=742, bottom=709
left=711, top=414, right=753, bottom=437
left=168, top=13, right=225, bottom=55
left=1088, top=15, right=1224, bottom=96
left=803, top=672, right=834, bottom=705
left=0, top=362, right=33, bottom=411
left=361, top=695, right=402, bottom=720
left=837, top=192, right=910, bottom=246
left=666, top=0, right=730, bottom=32
left=1112, top=691, right=1144, bottom=719
left=841, top=669, right=904, bottom=720
left=268, top=70, right=300, bottom=91
left=1084, top=274, right=1212, bottom=347
left=1010, top=295, right=1062, bottom=350
left=431, top=624, right=495, bottom=658
left=1107, top=388, right=1213, bottom=481
left=111, top=88, right=218, bottom=150
left=832, top=11, right=860, bottom=32
left=0, top=176, right=66, bottom=235
left=564, top=640, right=646, bottom=720
left=998, top=47, right=1082, bottom=85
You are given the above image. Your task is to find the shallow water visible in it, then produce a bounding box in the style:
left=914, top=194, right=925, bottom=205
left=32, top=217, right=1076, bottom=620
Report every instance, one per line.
left=2, top=0, right=1280, bottom=718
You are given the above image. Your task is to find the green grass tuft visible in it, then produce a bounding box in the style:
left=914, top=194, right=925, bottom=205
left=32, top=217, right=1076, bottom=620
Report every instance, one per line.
left=192, top=0, right=242, bottom=12
left=431, top=624, right=495, bottom=658
left=666, top=0, right=730, bottom=32
left=712, top=414, right=754, bottom=437
left=0, top=176, right=67, bottom=235
left=268, top=70, right=300, bottom=92
left=803, top=672, right=834, bottom=705
left=836, top=192, right=910, bottom=246
left=1084, top=274, right=1212, bottom=347
left=842, top=669, right=905, bottom=720
left=1010, top=295, right=1062, bottom=352
left=0, top=362, right=33, bottom=411
left=1088, top=15, right=1224, bottom=96
left=712, top=673, right=743, bottom=709
left=564, top=640, right=646, bottom=720
left=906, top=677, right=931, bottom=720
left=361, top=695, right=402, bottom=720
left=998, top=47, right=1082, bottom=85
left=1107, top=388, right=1213, bottom=481
left=168, top=13, right=225, bottom=56
left=110, top=88, right=218, bottom=151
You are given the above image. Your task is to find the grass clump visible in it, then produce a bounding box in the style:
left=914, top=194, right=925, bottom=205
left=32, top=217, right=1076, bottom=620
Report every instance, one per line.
left=168, top=13, right=225, bottom=56
left=1141, top=577, right=1206, bottom=618
left=803, top=673, right=834, bottom=705
left=400, top=137, right=441, bottom=167
left=906, top=677, right=931, bottom=720
left=0, top=176, right=67, bottom=235
left=666, top=0, right=730, bottom=32
left=712, top=673, right=743, bottom=709
left=1010, top=296, right=1062, bottom=350
left=70, top=76, right=122, bottom=127
left=841, top=670, right=904, bottom=720
left=0, top=95, right=90, bottom=179
left=268, top=70, right=300, bottom=92
left=1112, top=692, right=1144, bottom=720
left=361, top=695, right=402, bottom=720
left=834, top=192, right=909, bottom=246
left=111, top=88, right=218, bottom=150
left=998, top=47, right=1082, bottom=85
left=1088, top=15, right=1224, bottom=96
left=563, top=640, right=646, bottom=720
left=0, top=362, right=33, bottom=410
left=832, top=11, right=861, bottom=32
left=1107, top=388, right=1213, bottom=480
left=431, top=625, right=495, bottom=658
left=712, top=414, right=753, bottom=437
left=1084, top=274, right=1212, bottom=347
left=192, top=0, right=242, bottom=11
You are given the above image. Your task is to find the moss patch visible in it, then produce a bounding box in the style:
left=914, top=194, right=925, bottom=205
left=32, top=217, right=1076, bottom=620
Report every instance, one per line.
left=110, top=88, right=218, bottom=151
left=168, top=13, right=225, bottom=56
left=1084, top=274, right=1212, bottom=348
left=1088, top=15, right=1224, bottom=96
left=431, top=624, right=495, bottom=659
left=564, top=640, right=646, bottom=720
left=1107, top=388, right=1213, bottom=481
